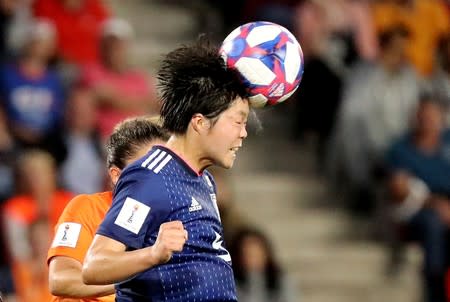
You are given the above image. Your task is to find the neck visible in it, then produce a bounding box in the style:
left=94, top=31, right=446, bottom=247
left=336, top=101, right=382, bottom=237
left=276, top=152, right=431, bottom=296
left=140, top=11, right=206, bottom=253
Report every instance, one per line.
left=103, top=59, right=126, bottom=73
left=70, top=126, right=92, bottom=137
left=20, top=57, right=46, bottom=77
left=165, top=135, right=211, bottom=173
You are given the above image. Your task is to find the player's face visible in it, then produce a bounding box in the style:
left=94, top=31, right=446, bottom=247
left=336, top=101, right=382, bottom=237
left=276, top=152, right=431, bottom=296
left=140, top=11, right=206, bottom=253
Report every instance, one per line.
left=205, top=97, right=249, bottom=169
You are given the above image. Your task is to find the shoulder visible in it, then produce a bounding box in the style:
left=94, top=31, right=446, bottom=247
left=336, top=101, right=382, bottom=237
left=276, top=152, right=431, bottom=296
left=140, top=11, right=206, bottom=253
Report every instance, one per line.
left=59, top=193, right=97, bottom=218
left=3, top=195, right=34, bottom=224
left=114, top=147, right=176, bottom=194
left=114, top=160, right=163, bottom=197
left=3, top=195, right=31, bottom=213
left=57, top=192, right=112, bottom=225
left=80, top=63, right=104, bottom=83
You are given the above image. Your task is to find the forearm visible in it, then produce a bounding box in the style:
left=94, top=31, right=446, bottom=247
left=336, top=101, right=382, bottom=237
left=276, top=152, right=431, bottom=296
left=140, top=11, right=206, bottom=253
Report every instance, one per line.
left=82, top=246, right=157, bottom=285
left=50, top=271, right=114, bottom=298
left=49, top=257, right=115, bottom=298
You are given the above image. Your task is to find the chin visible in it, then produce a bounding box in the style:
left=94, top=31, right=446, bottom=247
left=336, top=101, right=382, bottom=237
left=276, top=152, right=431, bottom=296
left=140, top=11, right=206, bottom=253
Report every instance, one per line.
left=216, top=158, right=235, bottom=169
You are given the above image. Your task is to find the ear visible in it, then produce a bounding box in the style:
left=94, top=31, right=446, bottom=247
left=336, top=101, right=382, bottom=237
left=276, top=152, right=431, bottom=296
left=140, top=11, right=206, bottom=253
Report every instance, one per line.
left=190, top=113, right=210, bottom=134
left=108, top=166, right=121, bottom=186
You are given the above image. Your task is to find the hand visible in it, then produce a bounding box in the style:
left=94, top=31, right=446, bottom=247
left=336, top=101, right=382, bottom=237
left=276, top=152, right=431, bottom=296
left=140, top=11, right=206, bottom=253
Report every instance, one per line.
left=150, top=221, right=188, bottom=264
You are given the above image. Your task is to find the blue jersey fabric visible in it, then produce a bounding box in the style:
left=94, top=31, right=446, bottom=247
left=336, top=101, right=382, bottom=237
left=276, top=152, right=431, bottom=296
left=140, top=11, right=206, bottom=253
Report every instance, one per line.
left=97, top=146, right=237, bottom=302
left=0, top=64, right=64, bottom=133
left=386, top=129, right=450, bottom=197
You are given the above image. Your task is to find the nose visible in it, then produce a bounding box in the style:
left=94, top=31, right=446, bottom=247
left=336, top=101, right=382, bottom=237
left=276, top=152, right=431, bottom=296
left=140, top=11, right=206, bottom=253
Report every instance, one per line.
left=240, top=124, right=248, bottom=139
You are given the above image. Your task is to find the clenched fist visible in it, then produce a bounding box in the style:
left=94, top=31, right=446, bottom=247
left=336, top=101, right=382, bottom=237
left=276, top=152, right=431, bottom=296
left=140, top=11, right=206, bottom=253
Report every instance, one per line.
left=151, top=221, right=188, bottom=264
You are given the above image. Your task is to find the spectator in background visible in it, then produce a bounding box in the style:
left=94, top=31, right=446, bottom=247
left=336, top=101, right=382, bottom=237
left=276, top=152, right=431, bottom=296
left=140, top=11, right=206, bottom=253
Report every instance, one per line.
left=230, top=228, right=297, bottom=302
left=385, top=96, right=450, bottom=302
left=386, top=96, right=450, bottom=200
left=0, top=109, right=18, bottom=302
left=0, top=19, right=67, bottom=165
left=60, top=87, right=104, bottom=194
left=0, top=109, right=17, bottom=207
left=329, top=25, right=421, bottom=213
left=80, top=18, right=159, bottom=140
left=293, top=0, right=377, bottom=164
left=33, top=0, right=110, bottom=66
left=296, top=0, right=377, bottom=62
left=12, top=217, right=52, bottom=302
left=2, top=150, right=72, bottom=263
left=240, top=0, right=299, bottom=32
left=0, top=0, right=21, bottom=61
left=431, top=33, right=450, bottom=113
left=372, top=0, right=450, bottom=77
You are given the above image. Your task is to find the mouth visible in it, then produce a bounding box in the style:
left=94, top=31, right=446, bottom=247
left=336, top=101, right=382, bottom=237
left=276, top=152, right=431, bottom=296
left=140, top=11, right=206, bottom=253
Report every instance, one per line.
left=229, top=146, right=241, bottom=157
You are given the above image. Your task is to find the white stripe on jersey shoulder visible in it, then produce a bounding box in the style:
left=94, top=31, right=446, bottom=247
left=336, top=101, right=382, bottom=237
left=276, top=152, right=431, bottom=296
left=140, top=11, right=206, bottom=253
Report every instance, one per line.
left=141, top=149, right=172, bottom=173
left=153, top=154, right=172, bottom=173
left=141, top=149, right=161, bottom=168
left=147, top=151, right=167, bottom=170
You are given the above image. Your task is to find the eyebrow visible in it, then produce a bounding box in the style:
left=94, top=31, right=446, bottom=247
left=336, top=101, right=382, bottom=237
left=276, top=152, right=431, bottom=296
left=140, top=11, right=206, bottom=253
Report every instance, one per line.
left=238, top=110, right=249, bottom=118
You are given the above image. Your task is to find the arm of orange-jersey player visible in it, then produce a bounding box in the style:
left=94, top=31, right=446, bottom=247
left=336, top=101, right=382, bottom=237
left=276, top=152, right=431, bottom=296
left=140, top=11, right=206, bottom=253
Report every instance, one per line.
left=48, top=194, right=114, bottom=298
left=49, top=256, right=115, bottom=297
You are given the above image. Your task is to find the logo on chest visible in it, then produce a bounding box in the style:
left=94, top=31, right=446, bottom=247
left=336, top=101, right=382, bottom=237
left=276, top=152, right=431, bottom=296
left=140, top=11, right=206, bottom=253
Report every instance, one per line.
left=189, top=197, right=203, bottom=212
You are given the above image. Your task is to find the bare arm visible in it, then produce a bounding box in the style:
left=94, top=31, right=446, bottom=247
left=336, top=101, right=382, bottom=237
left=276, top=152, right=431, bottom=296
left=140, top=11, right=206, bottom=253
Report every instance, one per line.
left=83, top=221, right=188, bottom=285
left=49, top=256, right=115, bottom=298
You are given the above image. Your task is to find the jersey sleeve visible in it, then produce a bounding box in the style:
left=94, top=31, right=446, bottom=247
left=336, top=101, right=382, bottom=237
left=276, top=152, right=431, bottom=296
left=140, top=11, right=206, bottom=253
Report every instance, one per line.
left=96, top=167, right=170, bottom=249
left=47, top=195, right=97, bottom=264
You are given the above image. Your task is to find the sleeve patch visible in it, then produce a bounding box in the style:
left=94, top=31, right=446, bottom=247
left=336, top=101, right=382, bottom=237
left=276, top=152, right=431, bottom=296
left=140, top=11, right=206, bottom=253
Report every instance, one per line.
left=51, top=222, right=82, bottom=248
left=114, top=197, right=151, bottom=234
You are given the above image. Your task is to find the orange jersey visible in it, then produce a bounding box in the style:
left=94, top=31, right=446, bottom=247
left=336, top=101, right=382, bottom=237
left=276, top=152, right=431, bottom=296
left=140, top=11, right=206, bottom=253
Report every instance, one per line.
left=47, top=191, right=114, bottom=302
left=3, top=191, right=74, bottom=227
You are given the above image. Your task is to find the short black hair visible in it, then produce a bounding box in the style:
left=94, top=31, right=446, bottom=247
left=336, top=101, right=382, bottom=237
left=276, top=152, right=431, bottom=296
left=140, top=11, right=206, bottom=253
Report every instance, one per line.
left=106, top=117, right=169, bottom=169
left=158, top=38, right=249, bottom=134
left=378, top=25, right=410, bottom=50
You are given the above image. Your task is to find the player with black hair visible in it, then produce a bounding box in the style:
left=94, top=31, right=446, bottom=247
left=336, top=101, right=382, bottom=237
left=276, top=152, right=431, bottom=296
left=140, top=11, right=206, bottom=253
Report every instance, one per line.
left=83, top=40, right=250, bottom=301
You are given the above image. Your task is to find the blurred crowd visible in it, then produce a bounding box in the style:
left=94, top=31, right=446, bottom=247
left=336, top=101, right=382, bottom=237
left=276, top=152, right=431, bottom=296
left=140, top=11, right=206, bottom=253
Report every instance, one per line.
left=208, top=0, right=450, bottom=301
left=2, top=0, right=450, bottom=302
left=0, top=0, right=160, bottom=301
left=287, top=1, right=450, bottom=302
left=0, top=0, right=297, bottom=302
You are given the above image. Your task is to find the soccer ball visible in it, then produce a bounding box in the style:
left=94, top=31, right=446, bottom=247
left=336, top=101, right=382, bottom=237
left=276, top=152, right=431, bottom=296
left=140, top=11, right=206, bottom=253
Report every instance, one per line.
left=220, top=21, right=304, bottom=108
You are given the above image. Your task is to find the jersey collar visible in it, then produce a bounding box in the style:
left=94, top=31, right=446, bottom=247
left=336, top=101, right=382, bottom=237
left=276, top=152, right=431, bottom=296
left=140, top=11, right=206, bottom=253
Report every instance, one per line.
left=154, top=145, right=202, bottom=177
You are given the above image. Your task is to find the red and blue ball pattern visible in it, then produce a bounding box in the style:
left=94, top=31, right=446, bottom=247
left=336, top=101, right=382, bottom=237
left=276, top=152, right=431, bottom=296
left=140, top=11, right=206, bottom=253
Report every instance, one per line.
left=220, top=21, right=304, bottom=107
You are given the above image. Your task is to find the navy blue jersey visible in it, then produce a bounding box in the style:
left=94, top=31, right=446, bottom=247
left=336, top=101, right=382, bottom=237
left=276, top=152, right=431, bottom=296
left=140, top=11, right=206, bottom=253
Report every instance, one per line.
left=97, top=146, right=236, bottom=302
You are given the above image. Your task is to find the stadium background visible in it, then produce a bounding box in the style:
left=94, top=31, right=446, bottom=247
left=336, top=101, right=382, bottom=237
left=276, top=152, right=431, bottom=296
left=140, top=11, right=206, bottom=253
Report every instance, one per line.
left=3, top=0, right=450, bottom=301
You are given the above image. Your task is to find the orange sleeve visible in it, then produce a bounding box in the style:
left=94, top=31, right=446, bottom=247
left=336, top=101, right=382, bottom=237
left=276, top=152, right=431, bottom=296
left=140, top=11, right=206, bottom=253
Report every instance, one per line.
left=47, top=195, right=97, bottom=265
